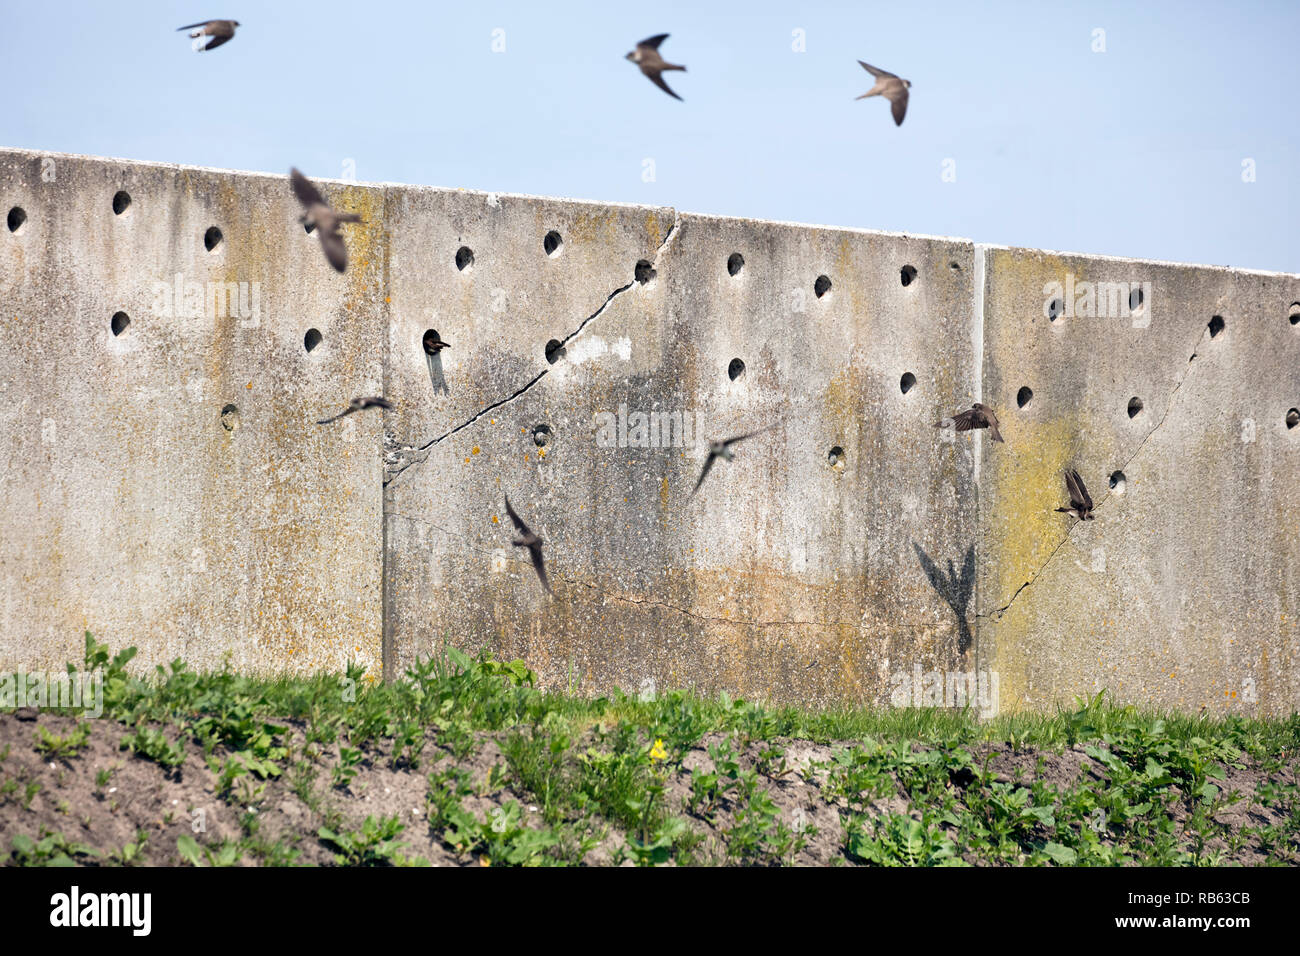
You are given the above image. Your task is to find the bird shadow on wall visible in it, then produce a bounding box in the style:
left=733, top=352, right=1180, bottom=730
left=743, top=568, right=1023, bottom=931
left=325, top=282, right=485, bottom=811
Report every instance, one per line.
left=426, top=353, right=449, bottom=395
left=912, top=541, right=975, bottom=656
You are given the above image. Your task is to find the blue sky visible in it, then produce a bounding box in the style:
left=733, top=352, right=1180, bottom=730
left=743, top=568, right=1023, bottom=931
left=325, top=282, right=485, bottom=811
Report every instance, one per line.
left=3, top=0, right=1296, bottom=271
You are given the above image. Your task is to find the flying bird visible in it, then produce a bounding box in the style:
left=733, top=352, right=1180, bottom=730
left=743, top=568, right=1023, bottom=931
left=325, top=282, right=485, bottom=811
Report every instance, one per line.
left=626, top=34, right=687, bottom=101
left=1056, top=469, right=1095, bottom=521
left=935, top=403, right=1004, bottom=442
left=689, top=425, right=777, bottom=499
left=504, top=495, right=551, bottom=594
left=177, top=19, right=240, bottom=52
left=423, top=330, right=450, bottom=354
left=855, top=60, right=911, bottom=126
left=316, top=396, right=393, bottom=425
left=290, top=168, right=364, bottom=273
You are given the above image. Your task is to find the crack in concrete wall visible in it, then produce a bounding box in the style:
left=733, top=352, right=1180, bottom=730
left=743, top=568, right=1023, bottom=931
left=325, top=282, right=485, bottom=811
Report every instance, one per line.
left=382, top=211, right=682, bottom=488
left=980, top=319, right=1212, bottom=622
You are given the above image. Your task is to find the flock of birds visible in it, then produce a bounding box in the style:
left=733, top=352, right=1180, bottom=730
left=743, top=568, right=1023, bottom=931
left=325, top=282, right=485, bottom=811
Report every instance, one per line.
left=179, top=21, right=913, bottom=123
left=175, top=19, right=1089, bottom=597
left=621, top=33, right=914, bottom=121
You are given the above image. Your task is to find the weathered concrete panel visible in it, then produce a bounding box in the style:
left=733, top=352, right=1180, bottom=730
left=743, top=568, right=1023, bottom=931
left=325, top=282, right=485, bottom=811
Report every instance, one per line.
left=977, top=246, right=1300, bottom=715
left=380, top=186, right=679, bottom=676
left=384, top=202, right=979, bottom=707
left=0, top=149, right=385, bottom=675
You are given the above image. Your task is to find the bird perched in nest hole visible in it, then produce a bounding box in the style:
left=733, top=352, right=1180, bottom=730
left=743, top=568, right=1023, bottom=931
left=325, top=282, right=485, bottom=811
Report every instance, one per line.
left=423, top=330, right=450, bottom=355
left=290, top=168, right=364, bottom=273
left=177, top=19, right=240, bottom=52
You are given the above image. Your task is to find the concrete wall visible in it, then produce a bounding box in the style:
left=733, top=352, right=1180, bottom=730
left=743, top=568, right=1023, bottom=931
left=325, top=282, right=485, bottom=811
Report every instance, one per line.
left=976, top=247, right=1300, bottom=715
left=0, top=150, right=385, bottom=677
left=2, top=148, right=1297, bottom=715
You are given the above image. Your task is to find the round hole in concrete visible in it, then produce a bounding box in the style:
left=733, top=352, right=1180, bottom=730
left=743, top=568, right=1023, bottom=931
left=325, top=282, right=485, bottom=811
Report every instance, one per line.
left=220, top=403, right=241, bottom=432
left=1129, top=286, right=1144, bottom=312
left=7, top=207, right=26, bottom=233
left=900, top=264, right=917, bottom=287
left=544, top=338, right=566, bottom=364
left=827, top=446, right=845, bottom=470
left=814, top=275, right=832, bottom=299
left=533, top=424, right=552, bottom=447
left=727, top=252, right=744, bottom=277
left=1127, top=396, right=1144, bottom=418
left=1287, top=408, right=1300, bottom=430
left=727, top=358, right=746, bottom=381
left=543, top=230, right=563, bottom=257
left=455, top=246, right=474, bottom=271
left=1109, top=471, right=1127, bottom=494
left=112, top=191, right=131, bottom=215
left=899, top=372, right=916, bottom=394
left=304, top=328, right=323, bottom=353
left=634, top=259, right=656, bottom=285
left=304, top=221, right=315, bottom=235
left=1289, top=303, right=1300, bottom=326
left=110, top=311, right=130, bottom=337
left=1208, top=315, right=1225, bottom=338
left=949, top=261, right=962, bottom=271
left=1048, top=298, right=1063, bottom=321
left=204, top=226, right=223, bottom=252
left=1017, top=385, right=1033, bottom=408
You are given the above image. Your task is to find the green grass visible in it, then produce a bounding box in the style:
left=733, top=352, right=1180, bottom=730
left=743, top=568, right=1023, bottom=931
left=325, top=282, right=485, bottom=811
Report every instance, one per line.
left=64, top=632, right=1300, bottom=763
left=5, top=631, right=1298, bottom=867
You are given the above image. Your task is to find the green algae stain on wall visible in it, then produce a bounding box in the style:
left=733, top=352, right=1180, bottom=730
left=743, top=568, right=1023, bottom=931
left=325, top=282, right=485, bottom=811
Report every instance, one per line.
left=983, top=416, right=1080, bottom=712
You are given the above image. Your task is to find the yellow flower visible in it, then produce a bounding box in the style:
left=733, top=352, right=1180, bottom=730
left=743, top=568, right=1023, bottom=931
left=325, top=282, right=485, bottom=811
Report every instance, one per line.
left=648, top=738, right=667, bottom=762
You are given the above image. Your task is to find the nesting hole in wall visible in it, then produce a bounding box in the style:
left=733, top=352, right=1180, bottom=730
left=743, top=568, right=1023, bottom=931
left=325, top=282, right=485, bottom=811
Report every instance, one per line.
left=304, top=328, right=323, bottom=353
left=1127, top=396, right=1144, bottom=418
left=827, top=446, right=845, bottom=470
left=543, top=231, right=563, bottom=257
left=727, top=253, right=744, bottom=277
left=532, top=424, right=553, bottom=448
left=727, top=358, right=746, bottom=381
left=1287, top=408, right=1300, bottom=430
left=204, top=226, right=223, bottom=252
left=304, top=221, right=315, bottom=235
left=814, top=275, right=832, bottom=299
left=899, top=372, right=916, bottom=394
left=220, top=404, right=240, bottom=433
left=634, top=259, right=656, bottom=285
left=1208, top=315, right=1225, bottom=338
left=1129, top=286, right=1144, bottom=312
left=112, top=191, right=131, bottom=215
left=544, top=338, right=566, bottom=364
left=455, top=246, right=474, bottom=271
left=1289, top=303, right=1300, bottom=326
left=1016, top=386, right=1033, bottom=408
left=1048, top=298, right=1063, bottom=321
left=900, top=264, right=917, bottom=287
left=110, top=311, right=130, bottom=337
left=7, top=207, right=26, bottom=233
left=1109, top=471, right=1127, bottom=495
